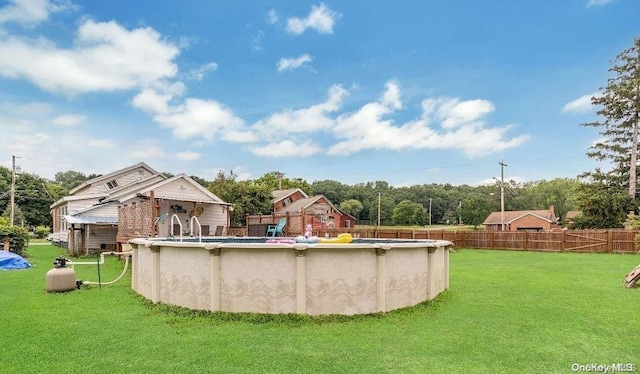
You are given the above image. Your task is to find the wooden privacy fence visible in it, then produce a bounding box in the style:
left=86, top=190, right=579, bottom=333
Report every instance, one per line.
left=231, top=226, right=640, bottom=254
left=368, top=229, right=639, bottom=254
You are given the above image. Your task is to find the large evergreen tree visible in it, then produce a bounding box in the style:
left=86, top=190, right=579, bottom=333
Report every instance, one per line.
left=581, top=37, right=640, bottom=198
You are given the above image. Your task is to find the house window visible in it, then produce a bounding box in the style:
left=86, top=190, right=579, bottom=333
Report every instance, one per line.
left=283, top=197, right=292, bottom=206
left=105, top=179, right=119, bottom=189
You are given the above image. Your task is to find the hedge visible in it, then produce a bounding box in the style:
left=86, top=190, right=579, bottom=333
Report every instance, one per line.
left=0, top=225, right=30, bottom=257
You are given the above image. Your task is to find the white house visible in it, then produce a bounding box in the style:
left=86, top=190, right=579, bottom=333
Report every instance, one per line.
left=50, top=162, right=231, bottom=255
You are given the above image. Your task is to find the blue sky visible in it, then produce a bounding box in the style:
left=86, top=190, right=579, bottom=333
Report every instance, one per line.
left=1, top=0, right=638, bottom=187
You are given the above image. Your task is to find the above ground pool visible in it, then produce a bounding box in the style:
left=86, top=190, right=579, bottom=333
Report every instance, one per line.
left=128, top=236, right=452, bottom=316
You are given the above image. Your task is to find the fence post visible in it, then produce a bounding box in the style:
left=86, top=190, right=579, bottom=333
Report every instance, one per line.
left=524, top=231, right=528, bottom=251
left=560, top=230, right=565, bottom=252
left=285, top=212, right=290, bottom=237
left=607, top=229, right=612, bottom=253
left=490, top=231, right=494, bottom=249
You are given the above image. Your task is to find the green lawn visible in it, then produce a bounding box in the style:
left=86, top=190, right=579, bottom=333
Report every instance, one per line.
left=1, top=245, right=638, bottom=373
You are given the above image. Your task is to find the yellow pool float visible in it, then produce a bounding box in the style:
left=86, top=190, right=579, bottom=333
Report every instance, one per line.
left=318, top=233, right=353, bottom=244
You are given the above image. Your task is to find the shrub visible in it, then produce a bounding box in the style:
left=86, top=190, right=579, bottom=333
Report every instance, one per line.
left=0, top=225, right=30, bottom=257
left=34, top=226, right=50, bottom=239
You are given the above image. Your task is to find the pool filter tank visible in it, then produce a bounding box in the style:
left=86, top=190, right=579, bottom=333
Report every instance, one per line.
left=45, top=257, right=77, bottom=292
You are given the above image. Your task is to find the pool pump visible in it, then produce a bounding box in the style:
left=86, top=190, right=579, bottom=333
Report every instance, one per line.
left=45, top=256, right=79, bottom=293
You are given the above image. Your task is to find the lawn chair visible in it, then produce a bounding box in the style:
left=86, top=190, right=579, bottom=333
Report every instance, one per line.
left=266, top=217, right=286, bottom=237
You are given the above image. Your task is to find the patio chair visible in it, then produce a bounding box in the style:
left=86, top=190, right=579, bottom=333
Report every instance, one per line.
left=266, top=217, right=286, bottom=237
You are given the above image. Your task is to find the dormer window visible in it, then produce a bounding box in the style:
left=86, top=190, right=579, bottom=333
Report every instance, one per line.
left=105, top=179, right=119, bottom=189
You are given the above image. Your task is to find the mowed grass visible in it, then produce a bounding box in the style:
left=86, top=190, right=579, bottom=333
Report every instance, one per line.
left=1, top=245, right=638, bottom=374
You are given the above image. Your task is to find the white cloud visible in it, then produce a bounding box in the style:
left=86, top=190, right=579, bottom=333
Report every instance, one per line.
left=425, top=98, right=495, bottom=129
left=87, top=138, right=114, bottom=148
left=277, top=54, right=313, bottom=72
left=251, top=140, right=322, bottom=157
left=286, top=3, right=340, bottom=35
left=562, top=93, right=598, bottom=114
left=327, top=81, right=528, bottom=157
left=0, top=0, right=75, bottom=25
left=132, top=88, right=171, bottom=115
left=187, top=62, right=218, bottom=81
left=266, top=9, right=278, bottom=24
left=381, top=80, right=402, bottom=110
left=0, top=19, right=180, bottom=94
left=586, top=0, right=614, bottom=8
left=133, top=89, right=255, bottom=143
left=155, top=98, right=245, bottom=141
left=252, top=84, right=347, bottom=138
left=52, top=114, right=86, bottom=127
left=176, top=151, right=201, bottom=161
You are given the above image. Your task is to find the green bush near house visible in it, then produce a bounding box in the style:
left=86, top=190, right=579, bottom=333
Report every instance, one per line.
left=0, top=224, right=29, bottom=256
left=34, top=225, right=51, bottom=239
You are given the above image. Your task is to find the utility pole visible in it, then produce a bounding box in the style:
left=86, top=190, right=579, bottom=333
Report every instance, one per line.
left=499, top=161, right=507, bottom=231
left=377, top=192, right=381, bottom=227
left=10, top=155, right=16, bottom=227
left=376, top=192, right=381, bottom=239
left=429, top=198, right=432, bottom=226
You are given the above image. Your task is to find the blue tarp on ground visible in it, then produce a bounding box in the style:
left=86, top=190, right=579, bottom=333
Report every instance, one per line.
left=0, top=251, right=31, bottom=270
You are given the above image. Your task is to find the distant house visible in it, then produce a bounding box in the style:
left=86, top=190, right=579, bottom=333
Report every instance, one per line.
left=564, top=211, right=582, bottom=226
left=246, top=188, right=355, bottom=236
left=50, top=162, right=231, bottom=254
left=483, top=206, right=559, bottom=232
left=272, top=188, right=356, bottom=231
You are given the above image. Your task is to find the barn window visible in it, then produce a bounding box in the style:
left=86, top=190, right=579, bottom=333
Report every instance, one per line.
left=283, top=197, right=292, bottom=206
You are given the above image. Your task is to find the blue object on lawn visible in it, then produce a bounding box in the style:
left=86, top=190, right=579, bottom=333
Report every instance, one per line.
left=0, top=251, right=31, bottom=270
left=266, top=218, right=287, bottom=237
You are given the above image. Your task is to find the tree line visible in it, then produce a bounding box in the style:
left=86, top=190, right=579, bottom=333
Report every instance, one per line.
left=0, top=165, right=582, bottom=229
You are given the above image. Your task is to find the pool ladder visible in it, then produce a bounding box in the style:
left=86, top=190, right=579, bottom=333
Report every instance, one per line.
left=169, top=214, right=202, bottom=242
left=190, top=215, right=202, bottom=243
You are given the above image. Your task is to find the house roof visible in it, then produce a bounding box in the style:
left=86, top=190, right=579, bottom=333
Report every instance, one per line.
left=104, top=174, right=169, bottom=202
left=483, top=210, right=557, bottom=225
left=68, top=162, right=158, bottom=195
left=277, top=195, right=343, bottom=215
left=50, top=193, right=109, bottom=209
left=63, top=214, right=118, bottom=225
left=565, top=211, right=582, bottom=219
left=271, top=188, right=308, bottom=204
left=111, top=174, right=230, bottom=205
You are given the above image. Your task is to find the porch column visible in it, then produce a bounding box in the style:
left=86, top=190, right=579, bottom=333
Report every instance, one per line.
left=69, top=226, right=76, bottom=256
left=81, top=225, right=87, bottom=256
